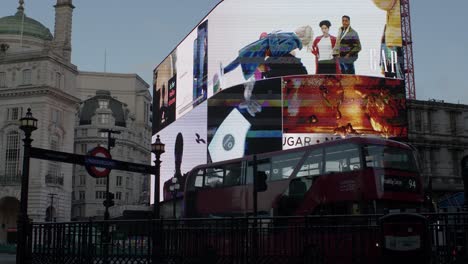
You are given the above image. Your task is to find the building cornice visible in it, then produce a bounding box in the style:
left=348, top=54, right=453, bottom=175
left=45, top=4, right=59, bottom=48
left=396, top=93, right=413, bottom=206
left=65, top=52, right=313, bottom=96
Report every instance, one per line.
left=409, top=132, right=468, bottom=140
left=0, top=86, right=80, bottom=105
left=78, top=71, right=150, bottom=88
left=408, top=137, right=468, bottom=149
left=407, top=99, right=468, bottom=111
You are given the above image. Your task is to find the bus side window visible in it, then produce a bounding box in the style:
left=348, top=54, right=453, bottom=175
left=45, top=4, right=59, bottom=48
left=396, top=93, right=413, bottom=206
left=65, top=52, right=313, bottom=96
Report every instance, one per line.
left=224, top=162, right=242, bottom=186
left=271, top=151, right=305, bottom=181
left=298, top=149, right=323, bottom=177
left=325, top=144, right=360, bottom=173
left=246, top=165, right=253, bottom=184
left=194, top=172, right=204, bottom=188
left=350, top=156, right=361, bottom=170
left=187, top=169, right=204, bottom=191
left=246, top=159, right=271, bottom=184
left=205, top=167, right=224, bottom=188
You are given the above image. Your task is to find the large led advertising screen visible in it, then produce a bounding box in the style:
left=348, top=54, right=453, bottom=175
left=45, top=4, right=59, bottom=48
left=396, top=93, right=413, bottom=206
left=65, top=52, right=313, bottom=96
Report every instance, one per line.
left=207, top=78, right=282, bottom=163
left=152, top=74, right=407, bottom=201
left=151, top=102, right=208, bottom=203
left=153, top=0, right=404, bottom=133
left=282, top=75, right=407, bottom=149
left=151, top=0, right=407, bottom=202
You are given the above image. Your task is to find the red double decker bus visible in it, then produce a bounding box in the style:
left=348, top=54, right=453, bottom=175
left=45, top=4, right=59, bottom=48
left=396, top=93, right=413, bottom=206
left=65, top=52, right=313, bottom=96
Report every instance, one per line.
left=183, top=137, right=424, bottom=218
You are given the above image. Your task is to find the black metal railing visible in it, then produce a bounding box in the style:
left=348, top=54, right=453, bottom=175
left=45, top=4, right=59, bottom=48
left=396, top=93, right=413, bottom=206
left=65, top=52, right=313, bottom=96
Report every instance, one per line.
left=0, top=174, right=21, bottom=185
left=28, top=213, right=468, bottom=264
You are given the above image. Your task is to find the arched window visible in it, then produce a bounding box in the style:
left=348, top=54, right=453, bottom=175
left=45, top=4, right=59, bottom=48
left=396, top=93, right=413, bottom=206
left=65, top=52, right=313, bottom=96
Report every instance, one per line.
left=22, top=69, right=32, bottom=85
left=5, top=131, right=21, bottom=181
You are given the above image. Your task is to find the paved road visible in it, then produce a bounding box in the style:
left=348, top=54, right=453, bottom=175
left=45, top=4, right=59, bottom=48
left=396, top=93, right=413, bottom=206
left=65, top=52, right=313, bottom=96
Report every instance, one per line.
left=0, top=253, right=15, bottom=264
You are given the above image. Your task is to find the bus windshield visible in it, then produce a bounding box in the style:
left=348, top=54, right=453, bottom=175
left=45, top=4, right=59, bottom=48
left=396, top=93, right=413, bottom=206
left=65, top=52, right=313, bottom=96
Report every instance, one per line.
left=363, top=145, right=418, bottom=172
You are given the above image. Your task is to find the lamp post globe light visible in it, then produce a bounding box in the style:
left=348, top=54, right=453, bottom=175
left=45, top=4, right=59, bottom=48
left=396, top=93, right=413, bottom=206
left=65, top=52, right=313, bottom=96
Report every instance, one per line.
left=151, top=135, right=165, bottom=218
left=169, top=177, right=180, bottom=218
left=17, top=108, right=38, bottom=264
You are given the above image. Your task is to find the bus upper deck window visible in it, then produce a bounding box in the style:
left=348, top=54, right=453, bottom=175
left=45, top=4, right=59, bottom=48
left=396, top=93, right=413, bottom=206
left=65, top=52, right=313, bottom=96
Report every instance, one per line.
left=298, top=149, right=323, bottom=177
left=195, top=169, right=204, bottom=188
left=187, top=169, right=204, bottom=191
left=350, top=157, right=361, bottom=170
left=325, top=144, right=360, bottom=174
left=271, top=151, right=304, bottom=181
left=194, top=175, right=203, bottom=188
left=205, top=167, right=224, bottom=188
left=247, top=159, right=271, bottom=184
left=363, top=145, right=417, bottom=172
left=224, top=163, right=242, bottom=186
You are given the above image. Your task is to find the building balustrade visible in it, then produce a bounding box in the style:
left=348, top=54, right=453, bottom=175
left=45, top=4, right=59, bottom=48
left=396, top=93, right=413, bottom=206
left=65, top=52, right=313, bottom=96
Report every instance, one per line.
left=0, top=174, right=21, bottom=185
left=45, top=173, right=64, bottom=186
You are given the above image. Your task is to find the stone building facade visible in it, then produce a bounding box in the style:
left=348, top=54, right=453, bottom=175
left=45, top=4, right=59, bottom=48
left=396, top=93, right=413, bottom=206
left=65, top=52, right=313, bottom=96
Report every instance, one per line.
left=0, top=0, right=151, bottom=242
left=407, top=99, right=468, bottom=199
left=72, top=86, right=151, bottom=220
left=0, top=1, right=79, bottom=236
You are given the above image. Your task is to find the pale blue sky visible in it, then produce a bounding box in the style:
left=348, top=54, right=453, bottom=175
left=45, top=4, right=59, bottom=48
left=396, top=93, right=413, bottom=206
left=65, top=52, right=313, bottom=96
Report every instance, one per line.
left=1, top=0, right=467, bottom=103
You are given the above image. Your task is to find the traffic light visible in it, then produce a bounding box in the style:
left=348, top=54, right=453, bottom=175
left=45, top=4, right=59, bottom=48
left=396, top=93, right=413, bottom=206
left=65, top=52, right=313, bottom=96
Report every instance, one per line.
left=255, top=171, right=268, bottom=192
left=103, top=192, right=115, bottom=208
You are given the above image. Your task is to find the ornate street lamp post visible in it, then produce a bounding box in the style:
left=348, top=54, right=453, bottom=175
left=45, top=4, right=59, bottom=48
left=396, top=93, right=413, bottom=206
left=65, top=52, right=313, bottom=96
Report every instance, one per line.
left=17, top=108, right=37, bottom=264
left=169, top=177, right=180, bottom=218
left=151, top=135, right=165, bottom=219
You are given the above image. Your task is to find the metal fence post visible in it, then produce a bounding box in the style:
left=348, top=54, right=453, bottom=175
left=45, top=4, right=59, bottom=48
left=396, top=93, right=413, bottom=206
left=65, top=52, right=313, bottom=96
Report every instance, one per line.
left=86, top=219, right=93, bottom=264
left=151, top=218, right=162, bottom=264
left=146, top=219, right=151, bottom=264
left=230, top=217, right=234, bottom=263
left=26, top=218, right=33, bottom=264
left=251, top=216, right=258, bottom=263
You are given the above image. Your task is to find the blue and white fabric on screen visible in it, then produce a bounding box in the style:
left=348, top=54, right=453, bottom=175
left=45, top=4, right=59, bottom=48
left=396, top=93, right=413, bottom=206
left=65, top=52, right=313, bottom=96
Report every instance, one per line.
left=223, top=32, right=303, bottom=80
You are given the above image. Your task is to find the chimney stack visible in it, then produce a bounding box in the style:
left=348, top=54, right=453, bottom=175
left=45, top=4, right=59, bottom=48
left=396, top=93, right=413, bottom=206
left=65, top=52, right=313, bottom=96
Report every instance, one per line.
left=53, top=0, right=74, bottom=62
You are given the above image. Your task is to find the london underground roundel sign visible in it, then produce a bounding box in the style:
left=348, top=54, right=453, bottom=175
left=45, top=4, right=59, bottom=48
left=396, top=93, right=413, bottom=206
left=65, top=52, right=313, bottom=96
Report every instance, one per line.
left=85, top=146, right=112, bottom=178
